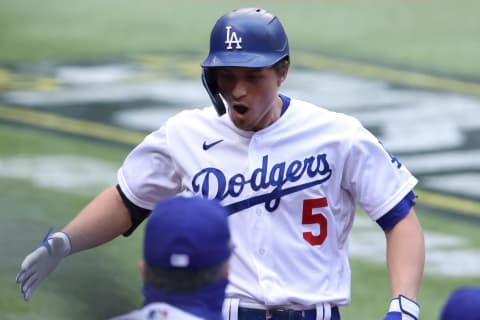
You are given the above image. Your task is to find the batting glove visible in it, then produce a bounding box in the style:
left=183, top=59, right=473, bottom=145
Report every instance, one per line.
left=383, top=295, right=420, bottom=320
left=16, top=228, right=71, bottom=301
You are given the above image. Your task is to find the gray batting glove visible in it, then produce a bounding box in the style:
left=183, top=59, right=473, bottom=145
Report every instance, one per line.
left=16, top=228, right=71, bottom=301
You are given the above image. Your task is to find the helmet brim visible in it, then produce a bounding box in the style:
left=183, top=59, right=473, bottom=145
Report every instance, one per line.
left=202, top=51, right=288, bottom=68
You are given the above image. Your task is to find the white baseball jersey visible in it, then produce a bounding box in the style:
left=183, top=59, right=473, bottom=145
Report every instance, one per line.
left=118, top=97, right=417, bottom=307
left=109, top=302, right=203, bottom=320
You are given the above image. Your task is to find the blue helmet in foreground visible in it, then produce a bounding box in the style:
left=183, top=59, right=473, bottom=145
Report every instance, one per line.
left=201, top=7, right=290, bottom=115
left=440, top=287, right=480, bottom=320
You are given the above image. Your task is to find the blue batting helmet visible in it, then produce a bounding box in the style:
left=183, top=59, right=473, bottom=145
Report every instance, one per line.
left=144, top=196, right=231, bottom=269
left=440, top=287, right=480, bottom=320
left=201, top=8, right=290, bottom=115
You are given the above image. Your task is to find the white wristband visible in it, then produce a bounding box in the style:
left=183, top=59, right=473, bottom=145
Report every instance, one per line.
left=50, top=232, right=72, bottom=256
left=389, top=295, right=420, bottom=320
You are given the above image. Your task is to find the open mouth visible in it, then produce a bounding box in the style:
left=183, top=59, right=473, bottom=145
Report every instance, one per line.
left=233, top=104, right=248, bottom=115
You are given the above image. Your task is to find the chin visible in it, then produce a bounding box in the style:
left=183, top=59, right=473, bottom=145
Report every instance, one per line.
left=230, top=117, right=252, bottom=131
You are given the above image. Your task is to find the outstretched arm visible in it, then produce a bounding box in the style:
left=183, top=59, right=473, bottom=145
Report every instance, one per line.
left=63, top=185, right=132, bottom=254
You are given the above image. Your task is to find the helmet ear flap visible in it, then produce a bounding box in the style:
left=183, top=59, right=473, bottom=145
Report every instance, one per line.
left=202, top=68, right=226, bottom=116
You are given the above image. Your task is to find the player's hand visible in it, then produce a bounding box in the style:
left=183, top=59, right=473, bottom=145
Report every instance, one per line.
left=16, top=228, right=71, bottom=301
left=383, top=295, right=420, bottom=319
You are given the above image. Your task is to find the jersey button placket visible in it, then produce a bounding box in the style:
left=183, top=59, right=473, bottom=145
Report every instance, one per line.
left=253, top=210, right=265, bottom=257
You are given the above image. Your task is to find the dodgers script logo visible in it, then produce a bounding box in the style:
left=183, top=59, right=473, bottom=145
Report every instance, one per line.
left=192, top=154, right=332, bottom=214
left=225, top=26, right=242, bottom=50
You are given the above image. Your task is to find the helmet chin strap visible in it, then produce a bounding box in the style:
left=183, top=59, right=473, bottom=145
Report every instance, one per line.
left=212, top=94, right=228, bottom=116
left=202, top=69, right=227, bottom=116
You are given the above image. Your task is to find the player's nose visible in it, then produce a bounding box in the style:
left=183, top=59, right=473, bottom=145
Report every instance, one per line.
left=231, top=79, right=247, bottom=99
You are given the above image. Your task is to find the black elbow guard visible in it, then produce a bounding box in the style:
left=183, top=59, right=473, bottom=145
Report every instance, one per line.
left=116, top=184, right=151, bottom=236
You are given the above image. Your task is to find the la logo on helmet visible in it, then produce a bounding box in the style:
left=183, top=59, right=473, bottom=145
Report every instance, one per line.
left=225, top=26, right=242, bottom=50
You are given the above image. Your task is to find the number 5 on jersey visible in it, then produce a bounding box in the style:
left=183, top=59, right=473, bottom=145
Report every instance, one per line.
left=302, top=198, right=328, bottom=246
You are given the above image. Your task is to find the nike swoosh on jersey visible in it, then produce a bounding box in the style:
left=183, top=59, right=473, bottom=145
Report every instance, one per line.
left=202, top=139, right=224, bottom=150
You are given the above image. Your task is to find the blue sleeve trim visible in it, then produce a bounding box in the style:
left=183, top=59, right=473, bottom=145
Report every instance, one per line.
left=376, top=191, right=417, bottom=231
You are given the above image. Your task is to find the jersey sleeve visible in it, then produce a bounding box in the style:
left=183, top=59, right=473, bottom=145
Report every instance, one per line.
left=341, top=119, right=418, bottom=221
left=376, top=190, right=417, bottom=230
left=117, top=126, right=182, bottom=210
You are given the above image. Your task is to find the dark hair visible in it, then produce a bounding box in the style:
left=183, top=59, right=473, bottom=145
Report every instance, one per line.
left=145, top=262, right=226, bottom=293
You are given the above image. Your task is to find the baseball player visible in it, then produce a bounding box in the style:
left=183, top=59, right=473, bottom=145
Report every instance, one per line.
left=109, top=196, right=232, bottom=320
left=16, top=7, right=425, bottom=320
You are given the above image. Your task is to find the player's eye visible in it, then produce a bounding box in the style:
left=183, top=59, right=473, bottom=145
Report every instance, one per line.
left=246, top=74, right=262, bottom=82
left=217, top=72, right=235, bottom=81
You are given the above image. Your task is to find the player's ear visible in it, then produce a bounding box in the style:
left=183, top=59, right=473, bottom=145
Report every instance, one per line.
left=276, top=59, right=289, bottom=87
left=279, top=69, right=288, bottom=86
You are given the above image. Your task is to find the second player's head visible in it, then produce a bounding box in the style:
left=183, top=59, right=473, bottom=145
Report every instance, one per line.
left=440, top=287, right=480, bottom=320
left=201, top=8, right=290, bottom=131
left=141, top=196, right=232, bottom=295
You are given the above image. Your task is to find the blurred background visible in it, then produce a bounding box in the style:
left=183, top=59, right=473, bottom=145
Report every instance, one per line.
left=1, top=0, right=479, bottom=77
left=1, top=0, right=479, bottom=319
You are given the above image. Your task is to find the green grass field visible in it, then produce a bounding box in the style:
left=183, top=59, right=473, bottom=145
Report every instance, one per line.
left=1, top=1, right=480, bottom=319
